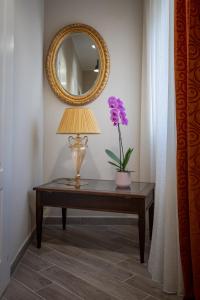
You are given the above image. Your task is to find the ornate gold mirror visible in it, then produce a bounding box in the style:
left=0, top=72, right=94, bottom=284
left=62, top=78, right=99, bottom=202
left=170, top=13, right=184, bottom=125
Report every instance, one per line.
left=46, top=23, right=110, bottom=105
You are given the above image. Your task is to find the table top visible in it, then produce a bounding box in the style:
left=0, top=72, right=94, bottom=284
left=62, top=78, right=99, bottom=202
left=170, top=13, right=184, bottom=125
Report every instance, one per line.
left=34, top=178, right=154, bottom=198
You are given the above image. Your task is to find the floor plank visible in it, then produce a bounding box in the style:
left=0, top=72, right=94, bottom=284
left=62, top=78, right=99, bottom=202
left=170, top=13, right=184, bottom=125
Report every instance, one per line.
left=45, top=226, right=124, bottom=251
left=20, top=250, right=53, bottom=271
left=43, top=228, right=130, bottom=263
left=28, top=243, right=54, bottom=256
left=3, top=279, right=42, bottom=300
left=43, top=238, right=134, bottom=281
left=13, top=263, right=52, bottom=292
left=72, top=269, right=148, bottom=300
left=37, top=283, right=83, bottom=300
left=117, top=257, right=151, bottom=278
left=126, top=275, right=181, bottom=300
left=41, top=265, right=117, bottom=300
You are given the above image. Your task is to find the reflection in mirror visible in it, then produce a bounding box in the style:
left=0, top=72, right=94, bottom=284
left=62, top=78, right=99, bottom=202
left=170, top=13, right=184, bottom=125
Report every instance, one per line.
left=56, top=32, right=100, bottom=96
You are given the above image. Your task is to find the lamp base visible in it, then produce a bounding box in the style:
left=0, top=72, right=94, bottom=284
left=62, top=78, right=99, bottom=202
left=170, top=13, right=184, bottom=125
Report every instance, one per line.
left=66, top=175, right=88, bottom=188
left=68, top=134, right=88, bottom=188
left=53, top=178, right=88, bottom=188
left=66, top=179, right=88, bottom=187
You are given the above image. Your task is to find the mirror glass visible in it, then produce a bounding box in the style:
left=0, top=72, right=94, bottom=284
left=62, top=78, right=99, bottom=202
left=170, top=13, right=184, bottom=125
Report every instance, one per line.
left=56, top=32, right=100, bottom=96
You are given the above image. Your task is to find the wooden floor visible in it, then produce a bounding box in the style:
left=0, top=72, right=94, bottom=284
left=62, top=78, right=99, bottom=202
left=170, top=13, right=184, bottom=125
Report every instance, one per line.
left=2, top=224, right=181, bottom=300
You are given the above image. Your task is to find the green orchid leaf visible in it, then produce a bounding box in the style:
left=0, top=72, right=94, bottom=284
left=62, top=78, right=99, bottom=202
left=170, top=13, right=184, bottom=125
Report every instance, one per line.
left=105, top=149, right=121, bottom=164
left=108, top=161, right=120, bottom=169
left=122, top=148, right=133, bottom=170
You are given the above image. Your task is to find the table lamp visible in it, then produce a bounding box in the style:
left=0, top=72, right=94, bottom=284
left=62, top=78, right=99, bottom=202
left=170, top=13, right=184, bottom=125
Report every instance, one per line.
left=57, top=108, right=100, bottom=186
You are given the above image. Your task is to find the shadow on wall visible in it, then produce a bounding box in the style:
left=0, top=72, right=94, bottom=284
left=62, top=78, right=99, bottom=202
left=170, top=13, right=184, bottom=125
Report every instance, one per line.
left=28, top=190, right=36, bottom=231
left=50, top=144, right=101, bottom=180
left=31, top=119, right=42, bottom=186
left=27, top=120, right=43, bottom=231
left=82, top=147, right=102, bottom=179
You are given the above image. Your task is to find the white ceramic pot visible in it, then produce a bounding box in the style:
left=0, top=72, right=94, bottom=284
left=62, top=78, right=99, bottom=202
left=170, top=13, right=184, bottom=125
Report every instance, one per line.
left=115, top=171, right=131, bottom=188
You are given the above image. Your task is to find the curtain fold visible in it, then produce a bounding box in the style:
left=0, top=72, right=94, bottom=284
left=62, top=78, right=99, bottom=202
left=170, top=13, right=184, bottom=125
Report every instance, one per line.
left=140, top=0, right=183, bottom=294
left=174, top=0, right=200, bottom=299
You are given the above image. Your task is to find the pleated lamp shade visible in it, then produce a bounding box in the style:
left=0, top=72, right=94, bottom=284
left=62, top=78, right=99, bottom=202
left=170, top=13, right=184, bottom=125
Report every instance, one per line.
left=57, top=108, right=101, bottom=134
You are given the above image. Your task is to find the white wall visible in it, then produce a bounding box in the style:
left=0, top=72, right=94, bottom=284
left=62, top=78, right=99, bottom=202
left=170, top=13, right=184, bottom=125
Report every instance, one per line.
left=44, top=0, right=143, bottom=217
left=0, top=0, right=14, bottom=293
left=10, top=0, right=44, bottom=262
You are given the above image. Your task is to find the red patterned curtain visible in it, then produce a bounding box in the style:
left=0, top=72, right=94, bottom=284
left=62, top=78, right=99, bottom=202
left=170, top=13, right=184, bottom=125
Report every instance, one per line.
left=174, top=0, right=200, bottom=299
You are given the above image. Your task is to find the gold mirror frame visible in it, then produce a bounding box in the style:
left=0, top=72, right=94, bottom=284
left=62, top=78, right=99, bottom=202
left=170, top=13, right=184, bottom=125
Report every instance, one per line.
left=46, top=23, right=110, bottom=105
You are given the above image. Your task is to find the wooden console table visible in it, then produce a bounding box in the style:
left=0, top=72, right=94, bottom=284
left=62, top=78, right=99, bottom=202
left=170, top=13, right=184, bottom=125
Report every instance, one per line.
left=33, top=178, right=154, bottom=263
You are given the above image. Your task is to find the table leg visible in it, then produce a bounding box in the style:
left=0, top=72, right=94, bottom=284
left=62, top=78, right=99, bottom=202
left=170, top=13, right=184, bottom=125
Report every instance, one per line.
left=62, top=208, right=67, bottom=230
left=36, top=191, right=43, bottom=248
left=149, top=202, right=154, bottom=240
left=138, top=213, right=145, bottom=263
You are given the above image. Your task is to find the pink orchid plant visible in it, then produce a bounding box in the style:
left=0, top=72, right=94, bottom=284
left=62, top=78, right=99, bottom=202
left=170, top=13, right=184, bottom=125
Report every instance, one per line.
left=105, top=96, right=133, bottom=172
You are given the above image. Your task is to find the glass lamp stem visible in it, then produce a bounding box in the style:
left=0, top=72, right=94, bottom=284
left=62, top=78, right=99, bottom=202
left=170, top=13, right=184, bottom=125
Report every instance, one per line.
left=68, top=134, right=88, bottom=186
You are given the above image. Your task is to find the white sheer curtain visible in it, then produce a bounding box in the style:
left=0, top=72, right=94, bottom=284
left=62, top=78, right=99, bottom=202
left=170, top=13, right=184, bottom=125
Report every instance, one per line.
left=140, top=0, right=183, bottom=294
